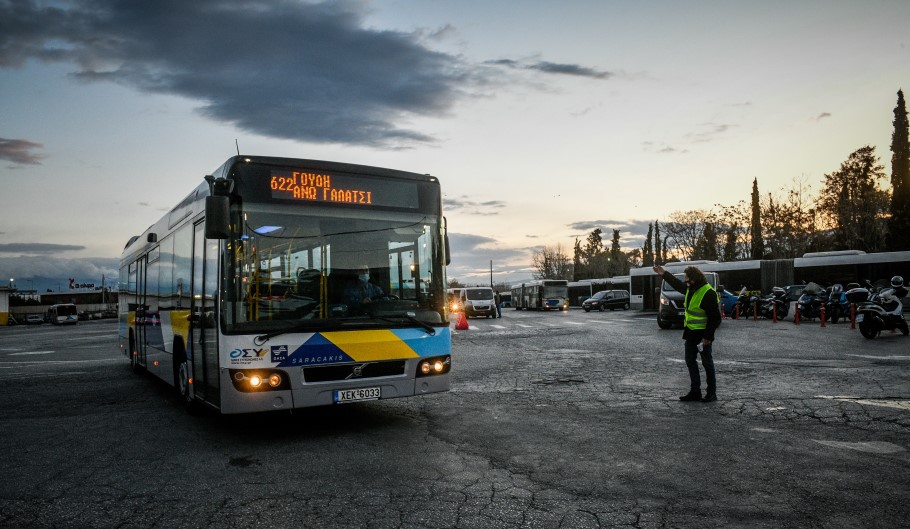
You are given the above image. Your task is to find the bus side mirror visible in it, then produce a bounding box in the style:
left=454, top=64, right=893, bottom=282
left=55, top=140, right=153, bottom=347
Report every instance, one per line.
left=205, top=196, right=230, bottom=239
left=443, top=216, right=451, bottom=266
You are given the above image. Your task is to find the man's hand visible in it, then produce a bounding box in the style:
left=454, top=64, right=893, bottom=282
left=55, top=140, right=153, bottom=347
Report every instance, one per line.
left=653, top=265, right=665, bottom=276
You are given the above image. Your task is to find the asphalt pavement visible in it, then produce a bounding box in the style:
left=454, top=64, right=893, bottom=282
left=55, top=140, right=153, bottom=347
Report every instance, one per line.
left=0, top=312, right=907, bottom=528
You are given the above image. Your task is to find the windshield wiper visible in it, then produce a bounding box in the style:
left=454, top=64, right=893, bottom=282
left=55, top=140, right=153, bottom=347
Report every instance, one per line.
left=254, top=318, right=343, bottom=345
left=254, top=311, right=437, bottom=345
left=375, top=313, right=436, bottom=336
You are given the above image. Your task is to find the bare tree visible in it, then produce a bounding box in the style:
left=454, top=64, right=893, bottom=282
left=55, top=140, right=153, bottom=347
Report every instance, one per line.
left=662, top=209, right=712, bottom=260
left=761, top=176, right=829, bottom=258
left=715, top=200, right=751, bottom=260
left=532, top=244, right=572, bottom=280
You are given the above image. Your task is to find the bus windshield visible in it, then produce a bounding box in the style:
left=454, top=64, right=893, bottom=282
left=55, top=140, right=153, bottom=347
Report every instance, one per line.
left=55, top=304, right=77, bottom=316
left=223, top=202, right=446, bottom=333
left=543, top=284, right=566, bottom=298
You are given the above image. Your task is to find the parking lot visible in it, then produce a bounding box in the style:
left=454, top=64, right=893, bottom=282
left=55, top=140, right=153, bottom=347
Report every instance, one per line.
left=0, top=311, right=908, bottom=528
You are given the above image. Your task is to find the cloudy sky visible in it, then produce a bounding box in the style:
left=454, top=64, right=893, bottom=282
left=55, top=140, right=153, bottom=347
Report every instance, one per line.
left=1, top=0, right=909, bottom=291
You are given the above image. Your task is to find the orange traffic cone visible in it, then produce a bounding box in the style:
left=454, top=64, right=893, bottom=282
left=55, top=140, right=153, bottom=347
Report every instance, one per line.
left=455, top=312, right=469, bottom=330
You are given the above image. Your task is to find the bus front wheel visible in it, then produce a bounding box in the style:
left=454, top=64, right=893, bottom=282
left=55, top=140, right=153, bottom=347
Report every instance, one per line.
left=174, top=344, right=200, bottom=414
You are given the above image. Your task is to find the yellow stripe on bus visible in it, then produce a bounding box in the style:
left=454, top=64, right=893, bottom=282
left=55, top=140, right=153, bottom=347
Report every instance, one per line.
left=321, top=329, right=419, bottom=362
left=171, top=310, right=191, bottom=344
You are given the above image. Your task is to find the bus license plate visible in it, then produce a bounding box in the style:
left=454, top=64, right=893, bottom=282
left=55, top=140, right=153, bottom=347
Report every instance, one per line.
left=334, top=387, right=381, bottom=403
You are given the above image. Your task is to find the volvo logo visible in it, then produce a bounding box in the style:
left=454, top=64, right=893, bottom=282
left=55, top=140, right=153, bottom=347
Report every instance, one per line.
left=348, top=363, right=371, bottom=379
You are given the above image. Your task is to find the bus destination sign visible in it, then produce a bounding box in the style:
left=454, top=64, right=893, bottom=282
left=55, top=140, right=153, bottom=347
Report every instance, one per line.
left=269, top=170, right=417, bottom=208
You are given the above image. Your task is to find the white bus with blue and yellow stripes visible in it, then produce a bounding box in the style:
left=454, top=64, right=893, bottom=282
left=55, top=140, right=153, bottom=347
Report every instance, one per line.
left=119, top=156, right=452, bottom=414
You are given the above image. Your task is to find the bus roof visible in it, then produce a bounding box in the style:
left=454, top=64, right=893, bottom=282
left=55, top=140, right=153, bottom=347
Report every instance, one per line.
left=121, top=155, right=439, bottom=261
left=217, top=155, right=437, bottom=183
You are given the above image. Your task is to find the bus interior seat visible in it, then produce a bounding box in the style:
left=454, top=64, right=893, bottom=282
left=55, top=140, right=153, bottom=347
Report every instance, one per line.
left=296, top=268, right=321, bottom=299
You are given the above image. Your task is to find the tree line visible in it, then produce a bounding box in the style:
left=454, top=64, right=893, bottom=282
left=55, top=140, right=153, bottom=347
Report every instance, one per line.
left=534, top=89, right=910, bottom=281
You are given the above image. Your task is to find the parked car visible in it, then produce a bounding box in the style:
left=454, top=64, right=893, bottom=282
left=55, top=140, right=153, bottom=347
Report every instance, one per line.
left=582, top=290, right=631, bottom=312
left=25, top=314, right=44, bottom=325
left=717, top=286, right=739, bottom=316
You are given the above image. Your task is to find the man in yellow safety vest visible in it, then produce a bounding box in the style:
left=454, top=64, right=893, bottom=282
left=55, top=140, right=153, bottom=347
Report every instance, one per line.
left=653, top=264, right=722, bottom=402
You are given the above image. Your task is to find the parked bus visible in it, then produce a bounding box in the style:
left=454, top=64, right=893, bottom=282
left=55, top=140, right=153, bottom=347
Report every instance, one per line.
left=119, top=155, right=452, bottom=414
left=510, top=280, right=569, bottom=311
left=47, top=303, right=78, bottom=325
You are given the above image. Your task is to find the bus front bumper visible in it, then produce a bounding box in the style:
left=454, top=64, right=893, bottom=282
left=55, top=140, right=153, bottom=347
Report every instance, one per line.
left=217, top=367, right=450, bottom=414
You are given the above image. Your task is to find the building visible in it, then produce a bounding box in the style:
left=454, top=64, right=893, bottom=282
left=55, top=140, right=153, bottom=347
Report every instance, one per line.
left=0, top=287, right=13, bottom=326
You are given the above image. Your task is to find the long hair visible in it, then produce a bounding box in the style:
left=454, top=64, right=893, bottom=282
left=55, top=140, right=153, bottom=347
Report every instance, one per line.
left=684, top=266, right=707, bottom=286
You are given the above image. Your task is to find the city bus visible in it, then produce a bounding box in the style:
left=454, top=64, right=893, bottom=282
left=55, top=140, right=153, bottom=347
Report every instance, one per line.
left=47, top=303, right=79, bottom=325
left=510, top=280, right=569, bottom=311
left=119, top=155, right=452, bottom=414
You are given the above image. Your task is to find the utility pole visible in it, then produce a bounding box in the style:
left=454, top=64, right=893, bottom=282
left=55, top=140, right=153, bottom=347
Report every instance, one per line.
left=490, top=260, right=494, bottom=288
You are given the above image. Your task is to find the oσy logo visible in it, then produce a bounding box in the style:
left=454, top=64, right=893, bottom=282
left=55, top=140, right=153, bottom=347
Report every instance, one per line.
left=229, top=348, right=268, bottom=359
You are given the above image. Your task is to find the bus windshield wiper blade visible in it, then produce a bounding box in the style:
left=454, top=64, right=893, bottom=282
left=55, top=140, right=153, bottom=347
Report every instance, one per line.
left=376, top=313, right=436, bottom=336
left=255, top=314, right=435, bottom=344
left=254, top=319, right=343, bottom=345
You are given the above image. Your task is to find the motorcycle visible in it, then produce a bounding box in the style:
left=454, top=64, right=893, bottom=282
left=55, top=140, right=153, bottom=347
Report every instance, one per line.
left=760, top=286, right=790, bottom=320
left=733, top=287, right=761, bottom=319
left=796, top=282, right=827, bottom=320
left=823, top=284, right=851, bottom=324
left=851, top=276, right=909, bottom=339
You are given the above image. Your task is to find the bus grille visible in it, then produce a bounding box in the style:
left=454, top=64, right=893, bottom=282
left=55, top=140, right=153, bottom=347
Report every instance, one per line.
left=303, top=360, right=406, bottom=383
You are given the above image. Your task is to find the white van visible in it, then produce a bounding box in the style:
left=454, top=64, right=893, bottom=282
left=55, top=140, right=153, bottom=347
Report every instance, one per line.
left=460, top=287, right=496, bottom=318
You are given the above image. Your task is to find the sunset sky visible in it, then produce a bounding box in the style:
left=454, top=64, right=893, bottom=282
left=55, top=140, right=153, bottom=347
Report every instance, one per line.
left=1, top=0, right=909, bottom=291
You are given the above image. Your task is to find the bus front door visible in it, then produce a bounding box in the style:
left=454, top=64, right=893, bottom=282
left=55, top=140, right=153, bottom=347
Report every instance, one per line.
left=191, top=222, right=221, bottom=406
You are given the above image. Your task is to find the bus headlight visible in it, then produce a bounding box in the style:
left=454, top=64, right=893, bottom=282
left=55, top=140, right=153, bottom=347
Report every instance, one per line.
left=229, top=369, right=290, bottom=392
left=417, top=356, right=451, bottom=377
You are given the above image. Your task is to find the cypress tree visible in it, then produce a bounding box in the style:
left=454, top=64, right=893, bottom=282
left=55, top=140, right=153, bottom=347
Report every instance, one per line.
left=723, top=224, right=738, bottom=261
left=572, top=238, right=584, bottom=281
left=703, top=222, right=719, bottom=261
left=654, top=220, right=662, bottom=264
left=609, top=229, right=624, bottom=275
left=643, top=223, right=654, bottom=266
left=750, top=178, right=764, bottom=259
left=889, top=89, right=910, bottom=250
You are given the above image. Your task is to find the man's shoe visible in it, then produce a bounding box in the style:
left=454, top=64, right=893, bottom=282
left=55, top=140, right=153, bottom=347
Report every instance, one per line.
left=679, top=391, right=702, bottom=402
left=701, top=393, right=717, bottom=403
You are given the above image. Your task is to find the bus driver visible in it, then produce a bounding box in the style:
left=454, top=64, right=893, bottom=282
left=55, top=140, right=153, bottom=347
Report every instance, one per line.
left=343, top=265, right=384, bottom=311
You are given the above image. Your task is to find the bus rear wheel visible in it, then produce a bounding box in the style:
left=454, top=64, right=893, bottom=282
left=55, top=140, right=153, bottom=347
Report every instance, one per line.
left=128, top=333, right=143, bottom=374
